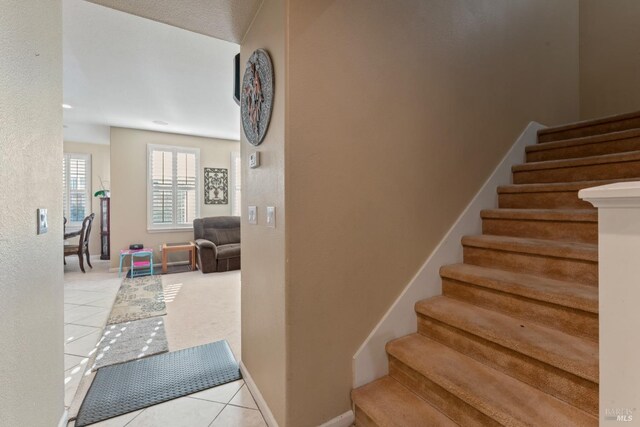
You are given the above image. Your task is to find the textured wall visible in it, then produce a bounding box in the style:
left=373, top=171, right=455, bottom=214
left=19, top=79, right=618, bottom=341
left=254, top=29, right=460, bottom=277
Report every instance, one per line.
left=86, top=0, right=262, bottom=43
left=239, top=0, right=287, bottom=424
left=284, top=1, right=580, bottom=425
left=0, top=1, right=65, bottom=426
left=579, top=0, right=640, bottom=119
left=109, top=127, right=239, bottom=266
left=64, top=141, right=111, bottom=256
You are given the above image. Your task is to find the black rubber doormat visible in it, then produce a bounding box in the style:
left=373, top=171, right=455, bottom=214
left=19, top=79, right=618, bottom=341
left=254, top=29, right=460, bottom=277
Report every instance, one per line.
left=76, top=340, right=241, bottom=427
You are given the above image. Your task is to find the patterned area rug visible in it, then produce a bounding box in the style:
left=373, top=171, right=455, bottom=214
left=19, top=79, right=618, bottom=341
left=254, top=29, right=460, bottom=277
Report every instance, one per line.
left=107, top=275, right=166, bottom=325
left=92, top=317, right=169, bottom=371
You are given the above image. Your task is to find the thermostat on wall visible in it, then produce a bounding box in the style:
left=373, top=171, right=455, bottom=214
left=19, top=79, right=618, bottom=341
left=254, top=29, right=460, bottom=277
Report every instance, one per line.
left=249, top=151, right=260, bottom=169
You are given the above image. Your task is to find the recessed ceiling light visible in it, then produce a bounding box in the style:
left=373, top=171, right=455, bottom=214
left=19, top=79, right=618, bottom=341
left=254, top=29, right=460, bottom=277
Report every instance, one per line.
left=62, top=104, right=73, bottom=109
left=153, top=120, right=168, bottom=126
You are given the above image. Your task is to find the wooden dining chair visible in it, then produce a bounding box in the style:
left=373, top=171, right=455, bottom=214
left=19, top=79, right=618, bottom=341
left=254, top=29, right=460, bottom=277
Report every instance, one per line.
left=64, top=213, right=95, bottom=273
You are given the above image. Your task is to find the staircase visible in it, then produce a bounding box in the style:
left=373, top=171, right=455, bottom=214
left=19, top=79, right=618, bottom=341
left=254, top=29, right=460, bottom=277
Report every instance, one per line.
left=352, top=111, right=640, bottom=426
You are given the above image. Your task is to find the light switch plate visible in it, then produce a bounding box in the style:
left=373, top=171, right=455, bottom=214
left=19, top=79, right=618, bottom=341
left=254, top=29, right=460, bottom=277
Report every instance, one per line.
left=249, top=151, right=260, bottom=169
left=266, top=206, right=276, bottom=228
left=248, top=206, right=257, bottom=225
left=37, top=208, right=48, bottom=235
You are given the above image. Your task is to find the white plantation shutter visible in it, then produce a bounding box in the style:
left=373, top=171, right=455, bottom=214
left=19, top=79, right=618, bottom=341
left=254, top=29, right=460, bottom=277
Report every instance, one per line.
left=176, top=151, right=197, bottom=224
left=63, top=153, right=91, bottom=225
left=148, top=145, right=200, bottom=229
left=230, top=152, right=241, bottom=216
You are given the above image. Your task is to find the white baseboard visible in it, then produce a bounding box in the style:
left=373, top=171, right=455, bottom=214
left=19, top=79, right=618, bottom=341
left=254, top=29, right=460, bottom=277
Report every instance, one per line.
left=318, top=410, right=355, bottom=427
left=58, top=409, right=69, bottom=427
left=352, top=121, right=545, bottom=388
left=240, top=361, right=279, bottom=427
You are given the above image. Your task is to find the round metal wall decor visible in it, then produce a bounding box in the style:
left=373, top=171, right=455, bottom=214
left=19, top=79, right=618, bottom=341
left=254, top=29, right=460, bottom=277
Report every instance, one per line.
left=241, top=49, right=274, bottom=146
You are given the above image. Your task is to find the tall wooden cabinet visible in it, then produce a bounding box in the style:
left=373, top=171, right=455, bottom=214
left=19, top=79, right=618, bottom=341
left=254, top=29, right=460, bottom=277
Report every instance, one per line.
left=100, top=197, right=111, bottom=260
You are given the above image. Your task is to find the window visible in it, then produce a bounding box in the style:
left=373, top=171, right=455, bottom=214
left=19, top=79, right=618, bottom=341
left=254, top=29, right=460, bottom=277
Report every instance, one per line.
left=63, top=153, right=91, bottom=227
left=230, top=152, right=241, bottom=216
left=147, top=144, right=200, bottom=230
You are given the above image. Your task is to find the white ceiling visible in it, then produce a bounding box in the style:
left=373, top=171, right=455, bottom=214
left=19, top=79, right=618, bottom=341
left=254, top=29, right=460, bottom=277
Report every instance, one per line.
left=86, top=0, right=263, bottom=44
left=63, top=0, right=242, bottom=144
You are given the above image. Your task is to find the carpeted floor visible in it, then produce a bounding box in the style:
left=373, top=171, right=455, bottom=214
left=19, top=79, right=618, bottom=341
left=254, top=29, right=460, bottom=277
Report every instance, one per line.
left=162, top=270, right=241, bottom=359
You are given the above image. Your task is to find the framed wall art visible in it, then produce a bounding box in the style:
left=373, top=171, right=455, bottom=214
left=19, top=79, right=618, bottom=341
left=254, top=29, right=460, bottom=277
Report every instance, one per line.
left=204, top=168, right=228, bottom=205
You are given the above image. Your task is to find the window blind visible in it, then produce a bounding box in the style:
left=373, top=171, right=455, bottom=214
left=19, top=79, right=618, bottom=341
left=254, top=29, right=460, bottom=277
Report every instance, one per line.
left=230, top=152, right=241, bottom=216
left=148, top=145, right=200, bottom=229
left=63, top=153, right=91, bottom=225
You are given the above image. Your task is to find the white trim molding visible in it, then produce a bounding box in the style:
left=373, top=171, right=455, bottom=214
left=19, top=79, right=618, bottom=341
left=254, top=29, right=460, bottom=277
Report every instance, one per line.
left=580, top=181, right=640, bottom=422
left=58, top=409, right=69, bottom=427
left=579, top=181, right=640, bottom=208
left=240, top=361, right=279, bottom=427
left=352, top=122, right=545, bottom=388
left=318, top=410, right=355, bottom=427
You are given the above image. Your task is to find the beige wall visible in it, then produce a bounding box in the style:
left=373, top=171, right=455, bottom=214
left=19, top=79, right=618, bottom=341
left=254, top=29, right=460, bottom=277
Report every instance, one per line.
left=110, top=127, right=239, bottom=267
left=240, top=0, right=288, bottom=424
left=0, top=1, right=65, bottom=426
left=64, top=141, right=111, bottom=256
left=284, top=1, right=580, bottom=425
left=580, top=0, right=640, bottom=119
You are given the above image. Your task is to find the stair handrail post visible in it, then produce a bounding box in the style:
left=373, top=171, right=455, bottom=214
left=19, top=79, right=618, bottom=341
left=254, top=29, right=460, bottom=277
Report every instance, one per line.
left=579, top=181, right=640, bottom=424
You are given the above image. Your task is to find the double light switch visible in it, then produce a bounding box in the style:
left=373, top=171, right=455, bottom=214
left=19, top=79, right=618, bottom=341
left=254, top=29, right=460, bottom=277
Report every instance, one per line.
left=247, top=205, right=276, bottom=228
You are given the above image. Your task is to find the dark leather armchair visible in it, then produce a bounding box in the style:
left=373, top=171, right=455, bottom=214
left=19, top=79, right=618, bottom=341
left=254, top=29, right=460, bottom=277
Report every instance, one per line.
left=193, top=216, right=241, bottom=273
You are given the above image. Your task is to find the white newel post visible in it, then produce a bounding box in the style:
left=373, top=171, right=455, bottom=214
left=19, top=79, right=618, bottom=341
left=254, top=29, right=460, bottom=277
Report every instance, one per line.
left=579, top=182, right=640, bottom=425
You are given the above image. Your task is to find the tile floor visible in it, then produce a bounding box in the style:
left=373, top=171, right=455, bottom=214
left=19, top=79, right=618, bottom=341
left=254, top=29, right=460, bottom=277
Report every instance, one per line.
left=63, top=256, right=262, bottom=426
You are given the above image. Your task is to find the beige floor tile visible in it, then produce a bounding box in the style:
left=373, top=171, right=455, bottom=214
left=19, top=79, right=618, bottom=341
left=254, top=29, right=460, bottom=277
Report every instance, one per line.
left=65, top=324, right=101, bottom=344
left=65, top=291, right=112, bottom=305
left=84, top=410, right=143, bottom=426
left=188, top=379, right=244, bottom=404
left=64, top=365, right=87, bottom=407
left=229, top=384, right=258, bottom=410
left=209, top=405, right=266, bottom=427
left=65, top=303, right=83, bottom=311
left=64, top=331, right=103, bottom=357
left=65, top=305, right=109, bottom=324
left=71, top=311, right=110, bottom=328
left=64, top=354, right=85, bottom=370
left=126, top=396, right=224, bottom=427
left=83, top=295, right=117, bottom=308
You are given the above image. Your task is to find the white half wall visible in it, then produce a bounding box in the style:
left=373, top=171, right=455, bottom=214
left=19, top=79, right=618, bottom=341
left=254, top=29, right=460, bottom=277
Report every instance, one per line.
left=580, top=181, right=640, bottom=424
left=352, top=121, right=545, bottom=388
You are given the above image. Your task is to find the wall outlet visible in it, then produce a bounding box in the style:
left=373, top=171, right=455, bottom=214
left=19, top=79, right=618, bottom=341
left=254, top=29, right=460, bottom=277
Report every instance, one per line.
left=266, top=206, right=276, bottom=228
left=248, top=205, right=258, bottom=224
left=249, top=151, right=260, bottom=169
left=37, top=208, right=48, bottom=235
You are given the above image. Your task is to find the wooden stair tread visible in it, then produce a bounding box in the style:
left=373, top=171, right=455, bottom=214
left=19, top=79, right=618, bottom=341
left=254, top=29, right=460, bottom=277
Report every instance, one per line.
left=480, top=208, right=597, bottom=222
left=527, top=128, right=640, bottom=154
left=415, top=296, right=598, bottom=383
left=352, top=376, right=458, bottom=427
left=387, top=334, right=597, bottom=426
left=513, top=150, right=640, bottom=173
left=538, top=110, right=640, bottom=143
left=497, top=177, right=640, bottom=194
left=440, top=263, right=598, bottom=313
left=462, top=234, right=597, bottom=262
